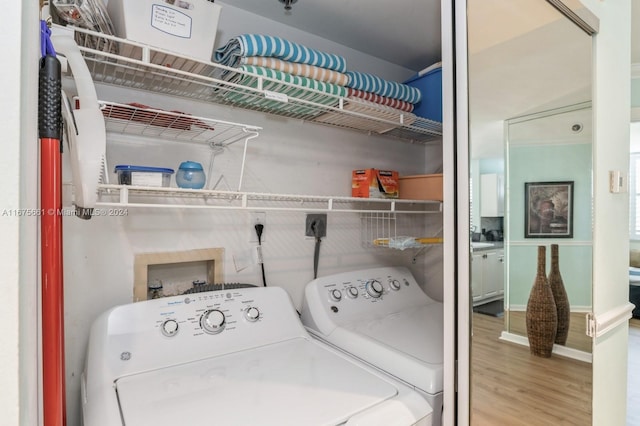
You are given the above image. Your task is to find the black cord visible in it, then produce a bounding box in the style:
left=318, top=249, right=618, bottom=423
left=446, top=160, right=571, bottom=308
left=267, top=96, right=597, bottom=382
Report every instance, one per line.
left=311, top=221, right=322, bottom=279
left=255, top=224, right=267, bottom=287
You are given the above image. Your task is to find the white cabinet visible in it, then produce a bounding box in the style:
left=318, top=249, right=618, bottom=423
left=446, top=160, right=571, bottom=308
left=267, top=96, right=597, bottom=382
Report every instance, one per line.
left=472, top=249, right=504, bottom=305
left=480, top=173, right=504, bottom=217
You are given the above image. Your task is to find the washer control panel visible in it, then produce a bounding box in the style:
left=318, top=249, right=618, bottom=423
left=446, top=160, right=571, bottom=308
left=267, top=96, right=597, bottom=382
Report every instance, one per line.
left=301, top=266, right=436, bottom=330
left=151, top=290, right=262, bottom=339
left=89, top=287, right=306, bottom=380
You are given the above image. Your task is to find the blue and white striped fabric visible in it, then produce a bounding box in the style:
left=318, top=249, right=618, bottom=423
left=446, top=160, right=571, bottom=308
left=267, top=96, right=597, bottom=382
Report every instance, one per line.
left=214, top=34, right=347, bottom=73
left=346, top=71, right=422, bottom=104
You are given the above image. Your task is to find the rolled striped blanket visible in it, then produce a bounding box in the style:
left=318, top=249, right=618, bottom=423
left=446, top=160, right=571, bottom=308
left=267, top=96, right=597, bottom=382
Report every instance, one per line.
left=347, top=88, right=414, bottom=112
left=241, top=57, right=349, bottom=86
left=214, top=34, right=347, bottom=73
left=223, top=65, right=346, bottom=117
left=346, top=71, right=421, bottom=104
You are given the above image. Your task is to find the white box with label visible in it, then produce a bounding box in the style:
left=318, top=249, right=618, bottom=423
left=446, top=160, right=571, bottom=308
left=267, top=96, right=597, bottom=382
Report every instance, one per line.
left=107, top=0, right=221, bottom=62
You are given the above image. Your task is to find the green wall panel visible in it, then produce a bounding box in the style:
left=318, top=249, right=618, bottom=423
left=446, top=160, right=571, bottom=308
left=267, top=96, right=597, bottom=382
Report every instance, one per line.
left=507, top=142, right=593, bottom=308
left=508, top=244, right=592, bottom=307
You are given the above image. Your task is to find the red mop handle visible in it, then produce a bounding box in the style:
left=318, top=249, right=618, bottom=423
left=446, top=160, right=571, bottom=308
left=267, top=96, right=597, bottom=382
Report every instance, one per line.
left=39, top=54, right=66, bottom=426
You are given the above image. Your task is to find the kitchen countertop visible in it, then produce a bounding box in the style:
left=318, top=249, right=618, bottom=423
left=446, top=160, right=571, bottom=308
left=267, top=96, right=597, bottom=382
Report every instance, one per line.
left=470, top=242, right=504, bottom=251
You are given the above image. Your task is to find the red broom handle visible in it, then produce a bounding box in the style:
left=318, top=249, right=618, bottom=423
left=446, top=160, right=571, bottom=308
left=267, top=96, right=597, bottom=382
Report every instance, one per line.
left=39, top=54, right=66, bottom=426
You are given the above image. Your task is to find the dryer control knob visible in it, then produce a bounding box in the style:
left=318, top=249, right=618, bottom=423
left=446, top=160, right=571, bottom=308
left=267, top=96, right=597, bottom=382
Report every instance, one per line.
left=389, top=279, right=401, bottom=291
left=245, top=306, right=260, bottom=322
left=366, top=280, right=383, bottom=298
left=200, top=309, right=226, bottom=334
left=347, top=286, right=359, bottom=298
left=160, top=319, right=179, bottom=337
left=329, top=289, right=342, bottom=302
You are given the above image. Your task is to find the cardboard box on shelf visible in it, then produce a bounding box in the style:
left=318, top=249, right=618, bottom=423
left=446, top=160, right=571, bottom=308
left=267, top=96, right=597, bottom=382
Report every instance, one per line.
left=399, top=174, right=443, bottom=201
left=352, top=169, right=399, bottom=199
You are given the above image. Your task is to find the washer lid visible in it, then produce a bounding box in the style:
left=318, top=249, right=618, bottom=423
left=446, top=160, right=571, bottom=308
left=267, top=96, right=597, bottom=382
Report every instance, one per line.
left=337, top=303, right=444, bottom=394
left=116, top=338, right=398, bottom=426
left=345, top=304, right=443, bottom=365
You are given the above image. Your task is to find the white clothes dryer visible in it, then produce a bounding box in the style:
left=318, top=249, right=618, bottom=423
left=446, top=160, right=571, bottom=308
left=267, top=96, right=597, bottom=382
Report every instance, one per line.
left=81, top=286, right=432, bottom=426
left=300, top=266, right=444, bottom=425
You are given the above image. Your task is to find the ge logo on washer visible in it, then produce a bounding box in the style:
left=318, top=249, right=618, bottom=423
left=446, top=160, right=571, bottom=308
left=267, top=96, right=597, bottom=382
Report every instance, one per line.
left=120, top=351, right=131, bottom=361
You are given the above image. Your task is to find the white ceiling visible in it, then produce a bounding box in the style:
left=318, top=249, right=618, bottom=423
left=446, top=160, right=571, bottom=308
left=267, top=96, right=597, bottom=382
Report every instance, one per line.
left=468, top=0, right=592, bottom=158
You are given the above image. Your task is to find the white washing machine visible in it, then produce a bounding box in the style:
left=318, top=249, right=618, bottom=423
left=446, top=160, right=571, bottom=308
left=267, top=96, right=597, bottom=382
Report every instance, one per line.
left=300, top=266, right=444, bottom=425
left=81, top=286, right=432, bottom=426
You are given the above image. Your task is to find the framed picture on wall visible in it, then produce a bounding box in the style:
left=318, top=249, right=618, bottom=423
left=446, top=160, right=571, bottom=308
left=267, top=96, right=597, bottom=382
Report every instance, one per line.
left=524, top=181, right=574, bottom=238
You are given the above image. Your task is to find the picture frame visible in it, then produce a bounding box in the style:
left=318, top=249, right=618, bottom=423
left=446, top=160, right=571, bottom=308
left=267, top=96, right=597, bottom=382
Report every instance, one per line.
left=524, top=181, right=574, bottom=238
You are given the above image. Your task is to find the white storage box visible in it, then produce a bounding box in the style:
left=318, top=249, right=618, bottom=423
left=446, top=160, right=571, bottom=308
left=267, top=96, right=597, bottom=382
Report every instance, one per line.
left=106, top=0, right=221, bottom=62
left=115, top=165, right=174, bottom=187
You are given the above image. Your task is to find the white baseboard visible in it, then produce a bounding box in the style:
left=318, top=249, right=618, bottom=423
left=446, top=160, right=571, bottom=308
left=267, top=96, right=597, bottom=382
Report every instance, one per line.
left=508, top=305, right=592, bottom=313
left=499, top=331, right=592, bottom=363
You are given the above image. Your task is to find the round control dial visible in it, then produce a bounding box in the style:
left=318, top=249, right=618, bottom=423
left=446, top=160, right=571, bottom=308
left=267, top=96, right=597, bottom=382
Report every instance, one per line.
left=365, top=279, right=384, bottom=298
left=200, top=309, right=226, bottom=334
left=389, top=279, right=401, bottom=291
left=160, top=319, right=179, bottom=337
left=244, top=306, right=261, bottom=322
left=346, top=286, right=359, bottom=298
left=329, top=289, right=342, bottom=302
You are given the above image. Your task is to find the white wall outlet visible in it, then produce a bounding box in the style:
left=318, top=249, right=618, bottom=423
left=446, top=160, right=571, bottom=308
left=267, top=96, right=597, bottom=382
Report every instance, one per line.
left=249, top=211, right=266, bottom=242
left=609, top=170, right=628, bottom=193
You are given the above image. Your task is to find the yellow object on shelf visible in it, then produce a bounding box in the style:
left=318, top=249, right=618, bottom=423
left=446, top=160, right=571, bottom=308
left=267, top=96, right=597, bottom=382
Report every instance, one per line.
left=373, top=236, right=443, bottom=248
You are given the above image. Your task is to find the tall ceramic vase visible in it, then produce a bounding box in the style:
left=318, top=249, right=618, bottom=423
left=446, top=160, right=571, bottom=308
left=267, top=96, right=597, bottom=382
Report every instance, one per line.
left=526, top=245, right=557, bottom=358
left=548, top=244, right=570, bottom=345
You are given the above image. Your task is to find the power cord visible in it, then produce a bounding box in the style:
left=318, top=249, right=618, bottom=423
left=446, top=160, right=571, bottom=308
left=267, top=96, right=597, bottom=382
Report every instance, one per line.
left=311, top=220, right=324, bottom=279
left=255, top=223, right=267, bottom=287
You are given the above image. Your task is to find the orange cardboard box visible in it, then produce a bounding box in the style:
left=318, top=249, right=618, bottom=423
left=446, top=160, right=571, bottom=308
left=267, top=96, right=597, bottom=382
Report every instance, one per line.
left=352, top=169, right=399, bottom=199
left=398, top=174, right=443, bottom=201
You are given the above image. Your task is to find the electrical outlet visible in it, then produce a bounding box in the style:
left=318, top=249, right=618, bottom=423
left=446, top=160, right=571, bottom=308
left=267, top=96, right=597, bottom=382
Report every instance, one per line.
left=305, top=213, right=327, bottom=238
left=249, top=212, right=266, bottom=242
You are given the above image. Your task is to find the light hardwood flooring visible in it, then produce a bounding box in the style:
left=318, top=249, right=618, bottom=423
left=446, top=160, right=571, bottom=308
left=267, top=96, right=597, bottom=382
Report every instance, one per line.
left=507, top=311, right=592, bottom=353
left=471, top=313, right=592, bottom=425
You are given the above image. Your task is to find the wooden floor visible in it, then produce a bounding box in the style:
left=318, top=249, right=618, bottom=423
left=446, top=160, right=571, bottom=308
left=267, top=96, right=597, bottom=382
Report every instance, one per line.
left=471, top=313, right=592, bottom=425
left=507, top=311, right=592, bottom=353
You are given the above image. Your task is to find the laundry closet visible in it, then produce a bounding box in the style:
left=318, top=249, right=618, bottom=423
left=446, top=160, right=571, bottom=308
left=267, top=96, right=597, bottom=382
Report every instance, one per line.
left=35, top=1, right=457, bottom=425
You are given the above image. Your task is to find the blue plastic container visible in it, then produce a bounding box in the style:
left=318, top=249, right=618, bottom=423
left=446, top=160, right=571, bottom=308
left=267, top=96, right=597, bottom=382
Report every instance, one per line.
left=176, top=161, right=206, bottom=189
left=404, top=67, right=442, bottom=123
left=114, top=165, right=174, bottom=187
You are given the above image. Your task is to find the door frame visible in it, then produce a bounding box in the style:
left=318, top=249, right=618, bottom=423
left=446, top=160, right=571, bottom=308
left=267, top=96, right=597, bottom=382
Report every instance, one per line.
left=454, top=0, right=633, bottom=424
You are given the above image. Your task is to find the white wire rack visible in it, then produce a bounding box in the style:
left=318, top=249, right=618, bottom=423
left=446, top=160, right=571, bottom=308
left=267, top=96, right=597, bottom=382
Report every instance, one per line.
left=361, top=212, right=444, bottom=250
left=59, top=25, right=443, bottom=144
left=99, top=101, right=261, bottom=147
left=95, top=186, right=443, bottom=213
left=98, top=100, right=260, bottom=191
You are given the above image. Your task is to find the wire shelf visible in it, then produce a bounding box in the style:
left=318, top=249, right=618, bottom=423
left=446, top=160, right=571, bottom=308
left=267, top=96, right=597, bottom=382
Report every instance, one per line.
left=58, top=25, right=443, bottom=144
left=96, top=185, right=443, bottom=214
left=99, top=101, right=261, bottom=147
left=360, top=212, right=444, bottom=250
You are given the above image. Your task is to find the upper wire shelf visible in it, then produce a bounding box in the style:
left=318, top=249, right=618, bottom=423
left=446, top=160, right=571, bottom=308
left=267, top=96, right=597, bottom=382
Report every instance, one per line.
left=59, top=25, right=443, bottom=144
left=99, top=101, right=261, bottom=148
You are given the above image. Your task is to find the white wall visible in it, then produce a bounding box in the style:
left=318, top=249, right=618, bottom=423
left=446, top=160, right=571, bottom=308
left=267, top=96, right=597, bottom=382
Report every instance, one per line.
left=60, top=7, right=444, bottom=425
left=0, top=5, right=24, bottom=424
left=2, top=1, right=39, bottom=426
left=581, top=0, right=633, bottom=424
